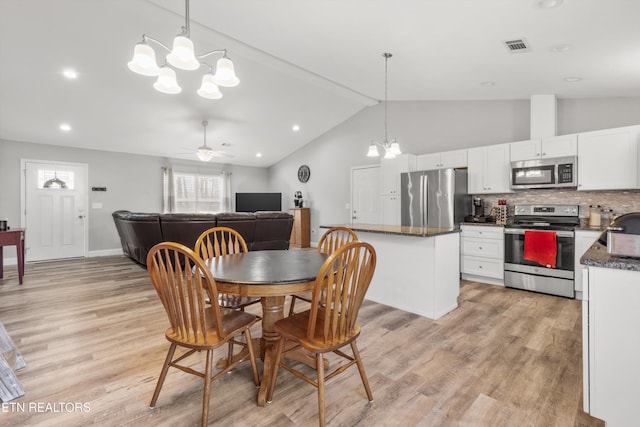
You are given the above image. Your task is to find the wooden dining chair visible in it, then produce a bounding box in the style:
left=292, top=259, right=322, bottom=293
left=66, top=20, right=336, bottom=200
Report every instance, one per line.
left=288, top=226, right=358, bottom=315
left=266, top=241, right=376, bottom=427
left=195, top=227, right=262, bottom=368
left=146, top=242, right=260, bottom=427
left=195, top=227, right=261, bottom=311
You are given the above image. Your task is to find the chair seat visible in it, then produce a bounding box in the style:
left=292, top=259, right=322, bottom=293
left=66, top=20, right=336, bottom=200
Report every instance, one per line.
left=219, top=294, right=260, bottom=310
left=165, top=309, right=258, bottom=350
left=274, top=310, right=361, bottom=353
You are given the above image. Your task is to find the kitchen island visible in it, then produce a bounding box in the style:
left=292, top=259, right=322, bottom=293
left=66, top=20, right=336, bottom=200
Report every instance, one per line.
left=580, top=241, right=640, bottom=427
left=321, top=224, right=460, bottom=320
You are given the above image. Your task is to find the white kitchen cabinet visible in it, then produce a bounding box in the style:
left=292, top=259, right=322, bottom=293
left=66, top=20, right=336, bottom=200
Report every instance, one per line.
left=574, top=229, right=601, bottom=300
left=577, top=125, right=640, bottom=191
left=467, top=143, right=511, bottom=194
left=510, top=134, right=577, bottom=161
left=416, top=149, right=467, bottom=170
left=460, top=224, right=504, bottom=285
left=380, top=154, right=416, bottom=195
left=381, top=194, right=400, bottom=226
left=583, top=266, right=640, bottom=426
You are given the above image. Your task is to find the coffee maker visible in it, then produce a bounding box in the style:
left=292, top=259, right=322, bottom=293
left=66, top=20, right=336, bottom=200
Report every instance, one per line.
left=473, top=197, right=484, bottom=218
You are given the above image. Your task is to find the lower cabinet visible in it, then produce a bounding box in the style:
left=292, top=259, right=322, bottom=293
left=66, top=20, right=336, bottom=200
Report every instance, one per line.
left=460, top=224, right=504, bottom=285
left=381, top=195, right=400, bottom=226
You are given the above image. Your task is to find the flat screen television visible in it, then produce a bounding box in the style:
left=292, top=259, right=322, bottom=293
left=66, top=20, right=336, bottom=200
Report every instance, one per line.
left=235, top=192, right=282, bottom=212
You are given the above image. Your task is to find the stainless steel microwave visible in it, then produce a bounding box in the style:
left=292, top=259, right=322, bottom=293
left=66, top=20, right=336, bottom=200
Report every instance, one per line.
left=510, top=156, right=577, bottom=190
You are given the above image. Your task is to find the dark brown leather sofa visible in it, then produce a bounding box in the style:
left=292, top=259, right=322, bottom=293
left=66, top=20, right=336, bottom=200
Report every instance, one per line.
left=112, top=210, right=294, bottom=266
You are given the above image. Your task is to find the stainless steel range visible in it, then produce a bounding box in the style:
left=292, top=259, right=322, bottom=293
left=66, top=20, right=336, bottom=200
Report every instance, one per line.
left=504, top=204, right=580, bottom=298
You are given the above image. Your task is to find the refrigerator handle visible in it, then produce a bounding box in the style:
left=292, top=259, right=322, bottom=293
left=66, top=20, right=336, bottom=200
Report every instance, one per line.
left=420, top=174, right=427, bottom=227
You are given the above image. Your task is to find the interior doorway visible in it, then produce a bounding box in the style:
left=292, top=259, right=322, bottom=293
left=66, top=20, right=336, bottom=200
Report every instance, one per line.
left=21, top=160, right=88, bottom=262
left=350, top=165, right=380, bottom=224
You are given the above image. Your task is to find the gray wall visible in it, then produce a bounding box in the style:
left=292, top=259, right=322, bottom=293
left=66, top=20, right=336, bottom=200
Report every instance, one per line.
left=0, top=139, right=269, bottom=258
left=268, top=97, right=640, bottom=241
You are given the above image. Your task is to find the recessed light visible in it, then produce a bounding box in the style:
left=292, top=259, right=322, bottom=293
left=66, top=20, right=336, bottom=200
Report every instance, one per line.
left=536, top=0, right=563, bottom=9
left=292, top=124, right=300, bottom=132
left=480, top=81, right=495, bottom=86
left=564, top=76, right=583, bottom=82
left=59, top=123, right=72, bottom=132
left=62, top=68, right=78, bottom=79
left=550, top=44, right=572, bottom=53
left=256, top=153, right=262, bottom=158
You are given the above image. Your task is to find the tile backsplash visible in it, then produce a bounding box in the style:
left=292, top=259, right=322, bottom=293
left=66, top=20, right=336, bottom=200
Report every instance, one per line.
left=477, top=189, right=640, bottom=225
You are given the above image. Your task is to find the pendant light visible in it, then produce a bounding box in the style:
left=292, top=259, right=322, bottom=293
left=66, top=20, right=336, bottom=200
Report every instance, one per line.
left=366, top=53, right=401, bottom=159
left=127, top=0, right=239, bottom=99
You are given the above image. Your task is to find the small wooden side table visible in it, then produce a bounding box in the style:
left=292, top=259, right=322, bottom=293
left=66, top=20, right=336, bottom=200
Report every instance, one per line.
left=288, top=208, right=310, bottom=248
left=0, top=229, right=25, bottom=285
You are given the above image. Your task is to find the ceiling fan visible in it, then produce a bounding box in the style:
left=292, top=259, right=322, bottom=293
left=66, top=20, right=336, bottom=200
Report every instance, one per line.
left=194, top=120, right=234, bottom=161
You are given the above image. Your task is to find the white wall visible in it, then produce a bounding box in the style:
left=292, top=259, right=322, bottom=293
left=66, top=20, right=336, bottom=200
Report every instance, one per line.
left=0, top=139, right=269, bottom=258
left=268, top=97, right=640, bottom=238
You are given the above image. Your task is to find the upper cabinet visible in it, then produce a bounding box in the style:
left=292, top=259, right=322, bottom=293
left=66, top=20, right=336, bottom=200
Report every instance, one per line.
left=416, top=149, right=467, bottom=170
left=380, top=154, right=416, bottom=195
left=510, top=134, right=577, bottom=162
left=577, top=125, right=640, bottom=191
left=467, top=143, right=512, bottom=194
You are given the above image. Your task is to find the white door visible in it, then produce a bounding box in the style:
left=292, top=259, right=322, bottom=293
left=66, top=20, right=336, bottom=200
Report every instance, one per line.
left=351, top=166, right=380, bottom=224
left=22, top=160, right=88, bottom=261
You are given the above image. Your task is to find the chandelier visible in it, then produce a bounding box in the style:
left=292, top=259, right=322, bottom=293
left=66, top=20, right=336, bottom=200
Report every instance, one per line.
left=366, top=53, right=401, bottom=159
left=127, top=0, right=239, bottom=99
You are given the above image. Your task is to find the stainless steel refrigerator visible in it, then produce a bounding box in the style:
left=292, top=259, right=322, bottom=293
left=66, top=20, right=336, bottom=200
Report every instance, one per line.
left=400, top=169, right=471, bottom=228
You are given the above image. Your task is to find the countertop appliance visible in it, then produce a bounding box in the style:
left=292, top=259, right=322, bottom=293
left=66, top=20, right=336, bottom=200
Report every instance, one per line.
left=510, top=156, right=577, bottom=190
left=504, top=204, right=580, bottom=298
left=400, top=169, right=471, bottom=229
left=598, top=212, right=640, bottom=257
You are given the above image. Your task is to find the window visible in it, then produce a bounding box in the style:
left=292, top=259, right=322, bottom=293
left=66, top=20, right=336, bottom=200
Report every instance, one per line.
left=38, top=169, right=74, bottom=189
left=163, top=168, right=231, bottom=213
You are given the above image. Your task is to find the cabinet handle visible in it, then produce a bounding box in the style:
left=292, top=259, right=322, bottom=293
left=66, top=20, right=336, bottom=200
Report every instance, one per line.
left=478, top=246, right=483, bottom=250
left=479, top=265, right=483, bottom=269
left=536, top=153, right=540, bottom=156
left=542, top=152, right=547, bottom=156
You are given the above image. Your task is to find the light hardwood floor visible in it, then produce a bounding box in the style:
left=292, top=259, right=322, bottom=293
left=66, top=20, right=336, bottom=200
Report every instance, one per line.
left=0, top=256, right=604, bottom=426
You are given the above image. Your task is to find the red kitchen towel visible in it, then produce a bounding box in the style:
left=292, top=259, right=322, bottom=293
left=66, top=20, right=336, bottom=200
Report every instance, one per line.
left=523, top=230, right=557, bottom=268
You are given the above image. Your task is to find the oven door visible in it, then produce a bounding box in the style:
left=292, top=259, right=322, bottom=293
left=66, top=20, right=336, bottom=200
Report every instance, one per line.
left=504, top=228, right=575, bottom=298
left=504, top=228, right=575, bottom=278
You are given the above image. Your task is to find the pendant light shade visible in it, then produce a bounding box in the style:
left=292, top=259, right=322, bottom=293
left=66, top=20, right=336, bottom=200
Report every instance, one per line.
left=166, top=35, right=200, bottom=71
left=197, top=74, right=223, bottom=99
left=212, top=56, right=240, bottom=87
left=153, top=67, right=181, bottom=94
left=127, top=0, right=239, bottom=99
left=367, top=143, right=380, bottom=157
left=128, top=43, right=160, bottom=76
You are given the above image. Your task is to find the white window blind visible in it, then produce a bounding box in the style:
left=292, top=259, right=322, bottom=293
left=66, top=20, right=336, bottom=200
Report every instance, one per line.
left=163, top=168, right=231, bottom=213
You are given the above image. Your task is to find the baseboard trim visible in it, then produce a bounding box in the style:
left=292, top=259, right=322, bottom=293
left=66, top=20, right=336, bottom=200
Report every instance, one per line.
left=87, top=249, right=123, bottom=258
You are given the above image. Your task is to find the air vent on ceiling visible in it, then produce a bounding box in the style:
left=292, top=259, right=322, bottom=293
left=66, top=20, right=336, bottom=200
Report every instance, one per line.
left=504, top=39, right=530, bottom=53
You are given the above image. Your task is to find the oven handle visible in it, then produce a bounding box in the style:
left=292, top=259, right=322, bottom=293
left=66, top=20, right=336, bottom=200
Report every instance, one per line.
left=504, top=228, right=574, bottom=238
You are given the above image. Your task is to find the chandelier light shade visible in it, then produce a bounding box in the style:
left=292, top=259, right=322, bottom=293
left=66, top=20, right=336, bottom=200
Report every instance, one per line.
left=366, top=52, right=401, bottom=159
left=153, top=67, right=181, bottom=94
left=127, top=0, right=239, bottom=99
left=197, top=74, right=223, bottom=99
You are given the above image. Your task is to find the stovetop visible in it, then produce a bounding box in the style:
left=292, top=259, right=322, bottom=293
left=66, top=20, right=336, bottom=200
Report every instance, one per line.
left=508, top=204, right=580, bottom=231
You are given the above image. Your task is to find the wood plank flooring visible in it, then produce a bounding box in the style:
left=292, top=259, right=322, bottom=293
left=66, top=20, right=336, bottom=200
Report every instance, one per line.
left=0, top=256, right=604, bottom=426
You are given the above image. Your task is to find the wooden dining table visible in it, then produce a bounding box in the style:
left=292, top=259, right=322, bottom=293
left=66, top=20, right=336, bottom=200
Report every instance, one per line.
left=208, top=249, right=328, bottom=406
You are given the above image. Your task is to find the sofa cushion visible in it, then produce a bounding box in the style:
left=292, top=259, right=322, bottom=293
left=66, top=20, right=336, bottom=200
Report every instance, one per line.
left=251, top=211, right=294, bottom=251
left=159, top=213, right=218, bottom=249
left=215, top=212, right=257, bottom=247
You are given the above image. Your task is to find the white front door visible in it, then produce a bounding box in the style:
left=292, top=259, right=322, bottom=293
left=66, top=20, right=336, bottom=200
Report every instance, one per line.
left=351, top=166, right=380, bottom=224
left=22, top=160, right=88, bottom=262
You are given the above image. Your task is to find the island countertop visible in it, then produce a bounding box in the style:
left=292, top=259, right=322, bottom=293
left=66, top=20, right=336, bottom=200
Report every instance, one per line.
left=320, top=223, right=459, bottom=237
left=581, top=241, right=640, bottom=272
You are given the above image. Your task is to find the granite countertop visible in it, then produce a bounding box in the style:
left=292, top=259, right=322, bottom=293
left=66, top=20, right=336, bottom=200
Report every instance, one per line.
left=581, top=241, right=640, bottom=272
left=461, top=221, right=504, bottom=227
left=320, top=224, right=459, bottom=237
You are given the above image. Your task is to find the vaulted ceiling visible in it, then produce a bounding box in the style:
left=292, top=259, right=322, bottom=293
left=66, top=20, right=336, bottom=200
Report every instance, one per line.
left=1, top=0, right=639, bottom=167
